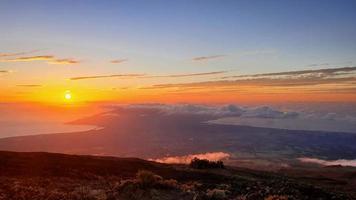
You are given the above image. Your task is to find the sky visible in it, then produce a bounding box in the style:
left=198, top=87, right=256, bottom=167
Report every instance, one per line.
left=1, top=0, right=356, bottom=104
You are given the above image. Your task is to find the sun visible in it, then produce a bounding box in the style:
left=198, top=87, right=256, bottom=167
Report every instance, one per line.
left=64, top=91, right=72, bottom=100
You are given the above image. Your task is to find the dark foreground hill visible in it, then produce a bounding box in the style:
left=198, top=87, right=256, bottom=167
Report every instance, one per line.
left=0, top=151, right=355, bottom=200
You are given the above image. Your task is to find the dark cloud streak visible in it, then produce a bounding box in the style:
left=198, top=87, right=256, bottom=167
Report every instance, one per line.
left=16, top=84, right=42, bottom=87
left=192, top=55, right=226, bottom=61
left=70, top=74, right=145, bottom=80
left=147, top=71, right=227, bottom=78
left=70, top=71, right=227, bottom=81
left=0, top=49, right=43, bottom=58
left=1, top=55, right=80, bottom=65
left=110, top=59, right=128, bottom=64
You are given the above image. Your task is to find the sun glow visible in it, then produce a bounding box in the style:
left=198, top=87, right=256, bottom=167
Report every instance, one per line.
left=64, top=91, right=72, bottom=100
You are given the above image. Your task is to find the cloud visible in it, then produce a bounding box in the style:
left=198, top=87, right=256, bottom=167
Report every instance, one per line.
left=192, top=55, right=226, bottom=61
left=69, top=71, right=227, bottom=81
left=151, top=152, right=230, bottom=164
left=146, top=77, right=356, bottom=89
left=126, top=104, right=297, bottom=119
left=307, top=61, right=352, bottom=67
left=16, top=84, right=42, bottom=87
left=221, top=66, right=356, bottom=79
left=112, top=104, right=356, bottom=133
left=110, top=59, right=128, bottom=64
left=148, top=71, right=227, bottom=78
left=0, top=70, right=11, bottom=73
left=190, top=50, right=274, bottom=62
left=70, top=74, right=145, bottom=80
left=0, top=49, right=42, bottom=58
left=126, top=104, right=243, bottom=116
left=119, top=104, right=356, bottom=133
left=242, top=106, right=299, bottom=119
left=298, top=157, right=356, bottom=167
left=48, top=58, right=79, bottom=65
left=4, top=55, right=54, bottom=62
left=1, top=55, right=80, bottom=65
left=145, top=66, right=356, bottom=91
left=308, top=63, right=330, bottom=67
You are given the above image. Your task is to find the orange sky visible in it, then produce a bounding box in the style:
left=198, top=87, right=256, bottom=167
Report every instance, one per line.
left=2, top=83, right=355, bottom=105
left=1, top=1, right=356, bottom=105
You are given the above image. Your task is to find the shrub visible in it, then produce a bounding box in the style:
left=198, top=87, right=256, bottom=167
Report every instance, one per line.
left=180, top=182, right=198, bottom=192
left=206, top=188, right=227, bottom=199
left=136, top=170, right=163, bottom=188
left=190, top=158, right=225, bottom=169
left=160, top=179, right=179, bottom=189
left=265, top=195, right=289, bottom=200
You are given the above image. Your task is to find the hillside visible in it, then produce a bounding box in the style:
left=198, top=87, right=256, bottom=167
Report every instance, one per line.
left=0, top=151, right=355, bottom=200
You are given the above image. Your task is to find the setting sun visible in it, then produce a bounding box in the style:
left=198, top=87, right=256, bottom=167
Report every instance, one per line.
left=64, top=91, right=72, bottom=100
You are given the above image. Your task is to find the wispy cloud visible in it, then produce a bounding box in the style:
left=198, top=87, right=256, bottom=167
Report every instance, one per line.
left=143, top=66, right=356, bottom=92
left=70, top=74, right=145, bottom=80
left=1, top=55, right=80, bottom=65
left=16, top=84, right=42, bottom=87
left=308, top=63, right=330, bottom=67
left=110, top=59, right=128, bottom=64
left=298, top=157, right=356, bottom=167
left=5, top=55, right=54, bottom=62
left=192, top=55, right=226, bottom=61
left=70, top=71, right=227, bottom=81
left=48, top=58, right=79, bottom=65
left=0, top=70, right=11, bottom=73
left=307, top=61, right=352, bottom=67
left=147, top=77, right=356, bottom=89
left=148, top=71, right=227, bottom=78
left=220, top=66, right=356, bottom=79
left=0, top=49, right=42, bottom=58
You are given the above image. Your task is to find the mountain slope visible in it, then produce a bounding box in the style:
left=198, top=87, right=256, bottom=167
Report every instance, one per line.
left=0, top=151, right=355, bottom=200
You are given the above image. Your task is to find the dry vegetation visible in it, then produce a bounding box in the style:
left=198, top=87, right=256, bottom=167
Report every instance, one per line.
left=0, top=151, right=354, bottom=200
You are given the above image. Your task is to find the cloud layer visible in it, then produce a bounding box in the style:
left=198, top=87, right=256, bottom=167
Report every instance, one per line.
left=298, top=157, right=356, bottom=167
left=151, top=152, right=230, bottom=164
left=126, top=104, right=298, bottom=119
left=115, top=103, right=356, bottom=134
left=145, top=66, right=356, bottom=94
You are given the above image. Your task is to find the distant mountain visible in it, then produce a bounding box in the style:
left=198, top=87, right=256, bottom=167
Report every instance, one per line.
left=0, top=106, right=356, bottom=167
left=0, top=151, right=355, bottom=200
